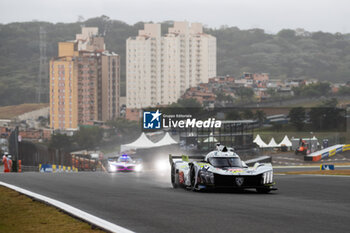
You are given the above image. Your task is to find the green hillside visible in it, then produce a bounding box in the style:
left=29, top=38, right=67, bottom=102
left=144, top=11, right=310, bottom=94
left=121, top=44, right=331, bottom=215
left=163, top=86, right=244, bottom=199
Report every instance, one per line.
left=1, top=16, right=350, bottom=106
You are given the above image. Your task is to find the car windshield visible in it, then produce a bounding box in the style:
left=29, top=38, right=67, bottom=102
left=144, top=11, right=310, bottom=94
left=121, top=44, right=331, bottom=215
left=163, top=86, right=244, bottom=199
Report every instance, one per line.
left=209, top=157, right=242, bottom=167
left=118, top=157, right=133, bottom=162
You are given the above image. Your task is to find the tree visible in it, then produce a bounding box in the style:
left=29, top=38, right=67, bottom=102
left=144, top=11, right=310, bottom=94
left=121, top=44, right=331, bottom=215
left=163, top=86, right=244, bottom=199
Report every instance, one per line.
left=215, top=92, right=234, bottom=103
left=271, top=122, right=283, bottom=132
left=277, top=29, right=296, bottom=40
left=308, top=106, right=344, bottom=131
left=226, top=110, right=241, bottom=120
left=73, top=126, right=104, bottom=150
left=106, top=118, right=141, bottom=144
left=236, top=87, right=254, bottom=101
left=49, top=133, right=72, bottom=151
left=293, top=82, right=331, bottom=97
left=308, top=98, right=345, bottom=131
left=338, top=86, right=350, bottom=95
left=242, top=109, right=254, bottom=119
left=321, top=98, right=338, bottom=107
left=177, top=98, right=202, bottom=108
left=162, top=98, right=202, bottom=118
left=254, top=110, right=266, bottom=126
left=267, top=88, right=277, bottom=97
left=289, top=107, right=306, bottom=131
left=309, top=108, right=323, bottom=131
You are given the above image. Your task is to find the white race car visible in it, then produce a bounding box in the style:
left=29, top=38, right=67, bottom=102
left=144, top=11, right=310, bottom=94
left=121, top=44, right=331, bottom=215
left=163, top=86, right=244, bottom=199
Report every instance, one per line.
left=169, top=145, right=277, bottom=193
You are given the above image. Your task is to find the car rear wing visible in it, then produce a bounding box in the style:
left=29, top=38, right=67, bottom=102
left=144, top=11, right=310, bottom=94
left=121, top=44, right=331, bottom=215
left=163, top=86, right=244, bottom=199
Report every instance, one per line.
left=169, top=154, right=205, bottom=165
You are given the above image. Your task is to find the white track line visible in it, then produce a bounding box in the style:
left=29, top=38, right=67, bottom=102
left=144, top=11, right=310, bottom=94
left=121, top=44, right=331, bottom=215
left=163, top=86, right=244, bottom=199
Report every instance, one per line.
left=0, top=181, right=134, bottom=233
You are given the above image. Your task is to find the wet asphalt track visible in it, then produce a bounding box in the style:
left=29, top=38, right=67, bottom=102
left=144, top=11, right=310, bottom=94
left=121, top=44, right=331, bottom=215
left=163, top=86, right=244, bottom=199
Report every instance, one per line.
left=1, top=171, right=350, bottom=233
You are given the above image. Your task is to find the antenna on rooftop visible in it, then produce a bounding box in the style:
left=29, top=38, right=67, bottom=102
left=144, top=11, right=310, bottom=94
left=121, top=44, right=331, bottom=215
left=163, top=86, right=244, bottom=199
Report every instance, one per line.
left=37, top=26, right=48, bottom=103
left=102, top=15, right=111, bottom=36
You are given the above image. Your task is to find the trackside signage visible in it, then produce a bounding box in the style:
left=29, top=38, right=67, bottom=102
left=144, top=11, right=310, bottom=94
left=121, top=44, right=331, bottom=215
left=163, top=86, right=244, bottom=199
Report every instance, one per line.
left=143, top=109, right=221, bottom=130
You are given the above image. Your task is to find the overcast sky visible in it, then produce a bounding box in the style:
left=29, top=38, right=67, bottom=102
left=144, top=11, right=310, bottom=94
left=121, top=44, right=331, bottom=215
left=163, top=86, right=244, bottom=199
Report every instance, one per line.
left=1, top=0, right=349, bottom=33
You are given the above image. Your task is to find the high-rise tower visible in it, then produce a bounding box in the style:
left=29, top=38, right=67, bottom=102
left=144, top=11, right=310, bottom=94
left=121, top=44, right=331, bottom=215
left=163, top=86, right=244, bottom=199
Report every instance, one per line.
left=126, top=22, right=216, bottom=109
left=50, top=28, right=120, bottom=130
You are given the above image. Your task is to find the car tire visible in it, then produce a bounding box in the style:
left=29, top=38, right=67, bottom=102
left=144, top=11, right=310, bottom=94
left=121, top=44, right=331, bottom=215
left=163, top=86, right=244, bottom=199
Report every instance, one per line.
left=256, top=188, right=271, bottom=194
left=189, top=165, right=197, bottom=191
left=171, top=164, right=179, bottom=188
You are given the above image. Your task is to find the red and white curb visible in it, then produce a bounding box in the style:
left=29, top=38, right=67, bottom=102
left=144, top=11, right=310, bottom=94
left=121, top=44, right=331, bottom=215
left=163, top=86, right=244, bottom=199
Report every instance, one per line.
left=0, top=181, right=134, bottom=233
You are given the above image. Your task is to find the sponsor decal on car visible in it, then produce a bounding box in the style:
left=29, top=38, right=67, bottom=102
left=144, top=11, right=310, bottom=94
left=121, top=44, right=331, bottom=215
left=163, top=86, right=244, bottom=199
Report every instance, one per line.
left=228, top=169, right=244, bottom=173
left=235, top=177, right=244, bottom=186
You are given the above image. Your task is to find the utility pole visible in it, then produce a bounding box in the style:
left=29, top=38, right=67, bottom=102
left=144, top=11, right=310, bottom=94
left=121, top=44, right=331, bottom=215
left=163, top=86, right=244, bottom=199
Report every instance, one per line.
left=37, top=26, right=48, bottom=103
left=11, top=126, right=19, bottom=172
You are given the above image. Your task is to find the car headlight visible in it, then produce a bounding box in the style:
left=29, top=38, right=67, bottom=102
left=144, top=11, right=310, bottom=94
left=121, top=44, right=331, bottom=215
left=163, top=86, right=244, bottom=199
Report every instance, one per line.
left=199, top=170, right=214, bottom=184
left=135, top=164, right=142, bottom=172
left=109, top=164, right=117, bottom=172
left=155, top=159, right=169, bottom=171
left=263, top=171, right=273, bottom=184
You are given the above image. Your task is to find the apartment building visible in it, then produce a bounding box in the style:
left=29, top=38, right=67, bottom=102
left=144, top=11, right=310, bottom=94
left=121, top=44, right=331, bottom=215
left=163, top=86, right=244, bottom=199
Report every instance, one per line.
left=126, top=22, right=216, bottom=109
left=50, top=28, right=120, bottom=130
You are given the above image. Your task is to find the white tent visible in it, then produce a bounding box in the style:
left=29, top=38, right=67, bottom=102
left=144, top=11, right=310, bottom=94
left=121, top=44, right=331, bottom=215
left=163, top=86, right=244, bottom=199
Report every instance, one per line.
left=253, top=134, right=268, bottom=148
left=203, top=136, right=218, bottom=143
left=267, top=138, right=279, bottom=148
left=120, top=133, right=156, bottom=152
left=278, top=135, right=292, bottom=147
left=253, top=134, right=260, bottom=143
left=154, top=132, right=178, bottom=147
left=203, top=133, right=218, bottom=143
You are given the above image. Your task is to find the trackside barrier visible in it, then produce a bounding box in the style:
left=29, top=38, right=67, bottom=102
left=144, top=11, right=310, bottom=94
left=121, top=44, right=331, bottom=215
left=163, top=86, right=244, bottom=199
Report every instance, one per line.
left=320, top=164, right=335, bottom=170
left=343, top=144, right=350, bottom=152
left=304, top=144, right=349, bottom=162
left=39, top=164, right=78, bottom=173
left=18, top=160, right=22, bottom=173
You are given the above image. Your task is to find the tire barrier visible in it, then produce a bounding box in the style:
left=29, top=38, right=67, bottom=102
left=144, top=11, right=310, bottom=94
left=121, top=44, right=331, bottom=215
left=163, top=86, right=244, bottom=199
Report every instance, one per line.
left=304, top=144, right=350, bottom=162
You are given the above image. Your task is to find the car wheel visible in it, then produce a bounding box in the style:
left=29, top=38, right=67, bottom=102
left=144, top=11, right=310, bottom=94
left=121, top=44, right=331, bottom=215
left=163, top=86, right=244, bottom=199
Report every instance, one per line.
left=256, top=188, right=271, bottom=194
left=190, top=165, right=197, bottom=191
left=171, top=164, right=179, bottom=188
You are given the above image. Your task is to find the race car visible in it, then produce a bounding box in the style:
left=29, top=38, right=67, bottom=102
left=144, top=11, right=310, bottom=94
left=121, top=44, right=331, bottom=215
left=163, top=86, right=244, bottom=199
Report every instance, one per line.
left=107, top=154, right=142, bottom=172
left=295, top=139, right=309, bottom=155
left=169, top=145, right=277, bottom=193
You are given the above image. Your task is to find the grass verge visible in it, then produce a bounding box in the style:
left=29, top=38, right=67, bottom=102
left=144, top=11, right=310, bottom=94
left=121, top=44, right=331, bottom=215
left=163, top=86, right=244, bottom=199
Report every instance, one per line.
left=0, top=186, right=105, bottom=233
left=277, top=170, right=350, bottom=176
